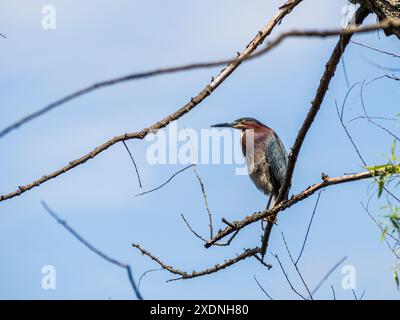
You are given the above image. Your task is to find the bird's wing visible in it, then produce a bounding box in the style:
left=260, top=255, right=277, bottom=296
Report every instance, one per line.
left=265, top=132, right=288, bottom=193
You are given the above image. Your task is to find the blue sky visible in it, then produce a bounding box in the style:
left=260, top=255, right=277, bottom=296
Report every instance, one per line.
left=1, top=0, right=400, bottom=299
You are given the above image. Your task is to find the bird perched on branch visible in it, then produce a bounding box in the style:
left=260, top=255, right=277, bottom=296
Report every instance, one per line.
left=211, top=117, right=289, bottom=209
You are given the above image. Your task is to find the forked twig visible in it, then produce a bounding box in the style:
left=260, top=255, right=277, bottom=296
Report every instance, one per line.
left=135, top=164, right=194, bottom=196
left=132, top=243, right=261, bottom=282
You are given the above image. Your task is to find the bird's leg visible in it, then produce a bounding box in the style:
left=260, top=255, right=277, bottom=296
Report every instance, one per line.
left=261, top=194, right=274, bottom=230
left=264, top=195, right=278, bottom=224
left=265, top=194, right=273, bottom=211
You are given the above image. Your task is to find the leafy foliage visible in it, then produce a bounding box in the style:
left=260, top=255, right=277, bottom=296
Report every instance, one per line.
left=367, top=140, right=400, bottom=290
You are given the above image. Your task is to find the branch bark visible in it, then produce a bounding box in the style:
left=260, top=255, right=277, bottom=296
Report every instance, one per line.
left=132, top=243, right=260, bottom=282
left=260, top=6, right=371, bottom=260
left=351, top=0, right=400, bottom=38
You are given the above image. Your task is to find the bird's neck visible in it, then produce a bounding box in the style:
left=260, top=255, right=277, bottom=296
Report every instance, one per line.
left=241, top=127, right=272, bottom=156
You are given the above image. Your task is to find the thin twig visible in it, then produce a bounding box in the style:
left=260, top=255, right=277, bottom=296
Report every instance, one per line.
left=281, top=232, right=313, bottom=299
left=254, top=275, right=273, bottom=300
left=192, top=166, right=214, bottom=239
left=182, top=125, right=215, bottom=239
left=181, top=214, right=240, bottom=246
left=362, top=200, right=400, bottom=243
left=366, top=74, right=400, bottom=85
left=135, top=164, right=194, bottom=197
left=361, top=202, right=400, bottom=259
left=336, top=82, right=400, bottom=204
left=331, top=285, right=336, bottom=300
left=122, top=141, right=142, bottom=188
left=180, top=213, right=208, bottom=241
left=360, top=81, right=400, bottom=141
left=253, top=254, right=273, bottom=269
left=351, top=39, right=400, bottom=58
left=295, top=190, right=322, bottom=265
left=348, top=115, right=396, bottom=124
left=138, top=268, right=163, bottom=290
left=41, top=201, right=143, bottom=300
left=221, top=218, right=237, bottom=229
left=341, top=55, right=350, bottom=87
left=272, top=253, right=307, bottom=300
left=335, top=85, right=366, bottom=166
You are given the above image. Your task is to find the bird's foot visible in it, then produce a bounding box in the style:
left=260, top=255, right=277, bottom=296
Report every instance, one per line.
left=264, top=214, right=278, bottom=225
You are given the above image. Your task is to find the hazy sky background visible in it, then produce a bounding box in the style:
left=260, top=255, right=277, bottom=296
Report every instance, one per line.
left=1, top=0, right=400, bottom=299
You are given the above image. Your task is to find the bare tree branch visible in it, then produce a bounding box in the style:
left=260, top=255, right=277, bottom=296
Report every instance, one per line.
left=4, top=13, right=400, bottom=204
left=132, top=243, right=261, bottom=281
left=0, top=0, right=304, bottom=139
left=2, top=11, right=398, bottom=142
left=276, top=7, right=371, bottom=204
left=192, top=166, right=214, bottom=239
left=350, top=0, right=400, bottom=38
left=0, top=0, right=306, bottom=202
left=206, top=165, right=400, bottom=248
left=41, top=201, right=143, bottom=300
left=254, top=275, right=273, bottom=300
left=253, top=254, right=273, bottom=269
left=262, top=7, right=371, bottom=261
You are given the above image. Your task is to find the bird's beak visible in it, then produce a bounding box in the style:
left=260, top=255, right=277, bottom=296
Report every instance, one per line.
left=211, top=121, right=237, bottom=128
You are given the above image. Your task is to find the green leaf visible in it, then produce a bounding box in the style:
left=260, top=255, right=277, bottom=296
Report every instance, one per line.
left=381, top=226, right=388, bottom=241
left=390, top=217, right=400, bottom=231
left=394, top=270, right=399, bottom=290
left=378, top=176, right=385, bottom=198
left=392, top=140, right=397, bottom=163
left=366, top=164, right=388, bottom=171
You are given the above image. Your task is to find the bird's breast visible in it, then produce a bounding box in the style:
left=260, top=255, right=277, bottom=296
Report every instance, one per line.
left=241, top=130, right=274, bottom=195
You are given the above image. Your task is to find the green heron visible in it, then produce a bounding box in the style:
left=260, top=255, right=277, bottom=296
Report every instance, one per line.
left=211, top=117, right=289, bottom=209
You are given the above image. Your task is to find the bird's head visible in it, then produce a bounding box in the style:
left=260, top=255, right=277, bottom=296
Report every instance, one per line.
left=211, top=117, right=267, bottom=131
